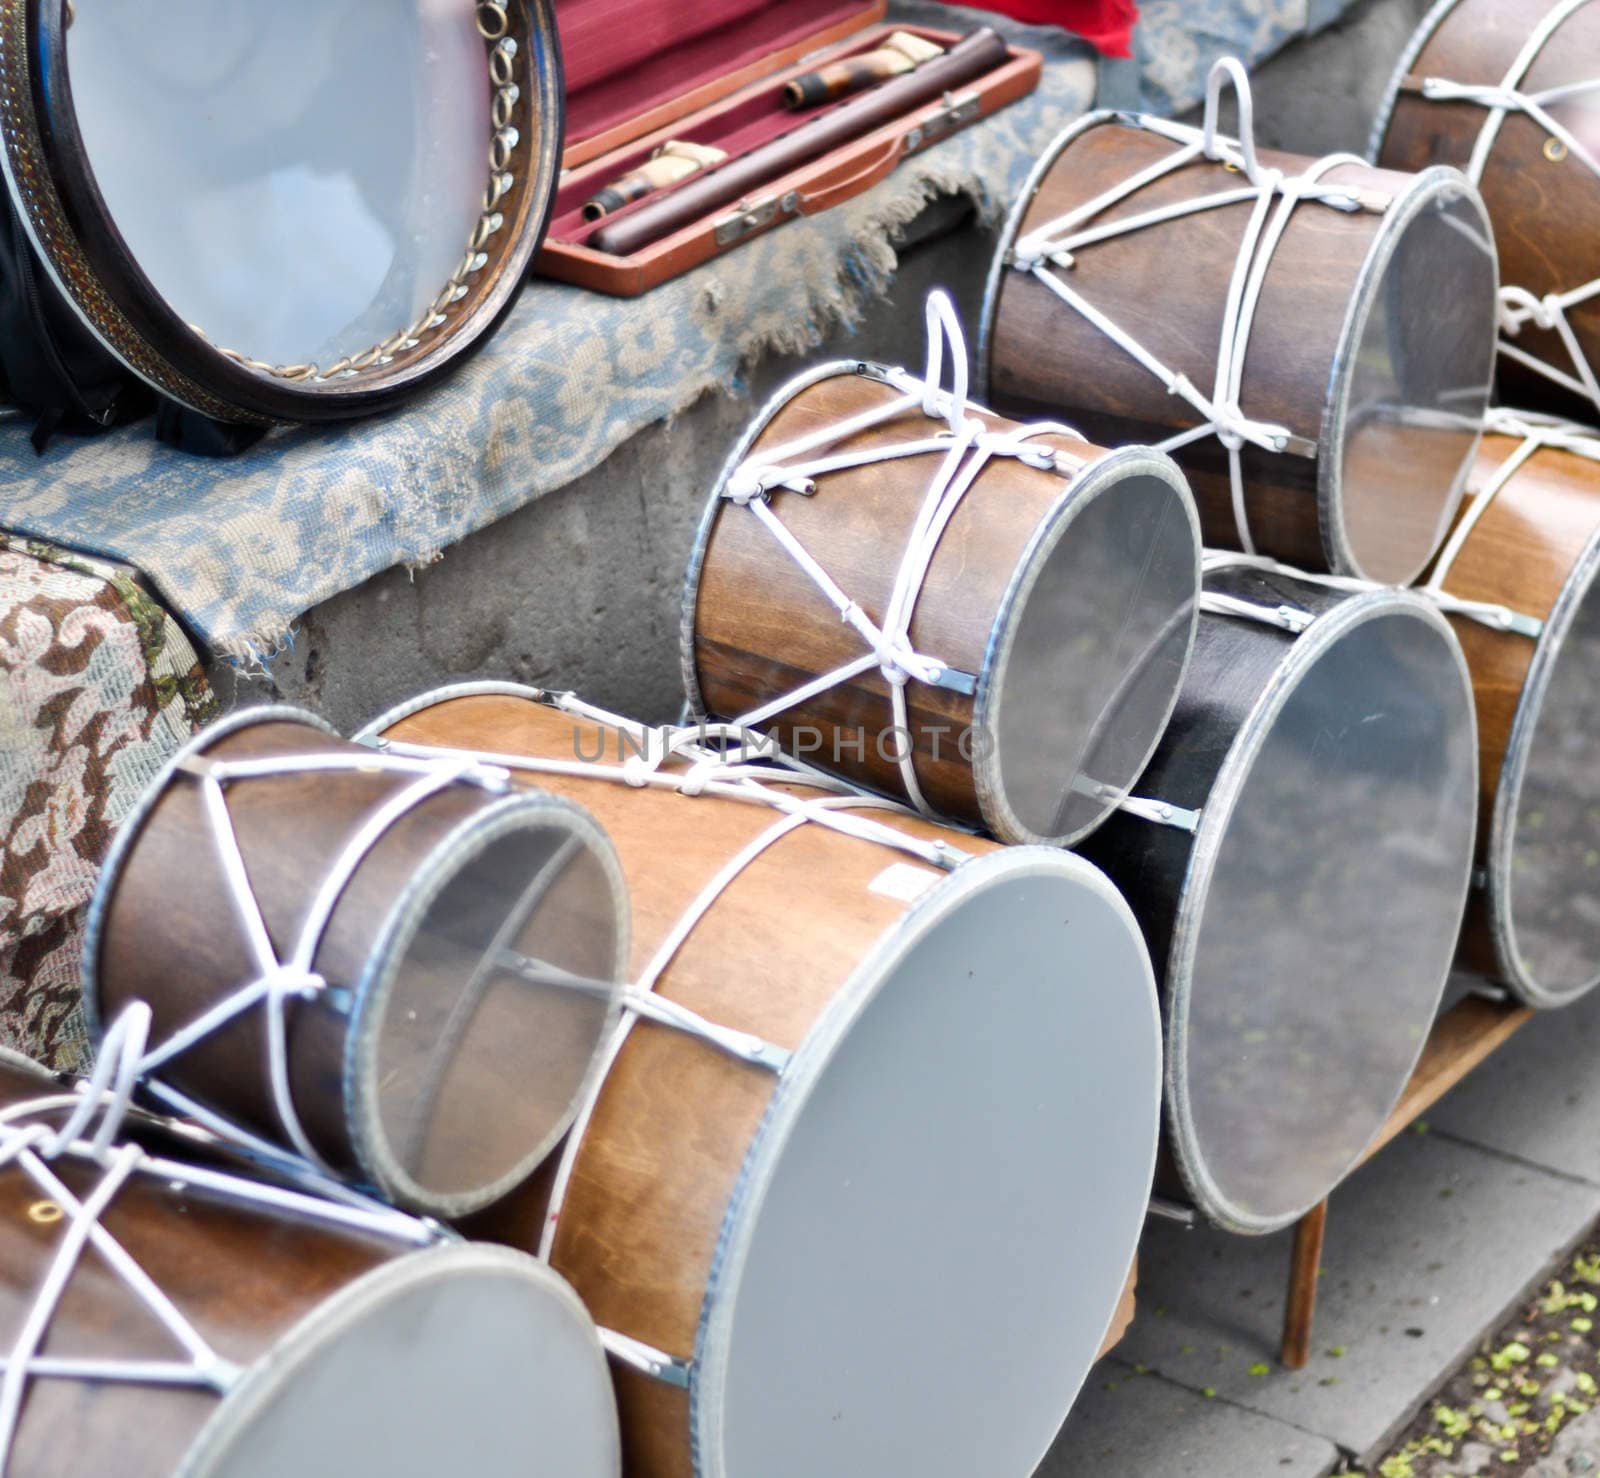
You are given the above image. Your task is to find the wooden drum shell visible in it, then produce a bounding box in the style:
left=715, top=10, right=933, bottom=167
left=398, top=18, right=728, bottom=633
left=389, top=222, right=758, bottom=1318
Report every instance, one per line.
left=1374, top=0, right=1600, bottom=417
left=1429, top=429, right=1600, bottom=1003
left=684, top=361, right=1201, bottom=847
left=374, top=686, right=1164, bottom=1478
left=0, top=1055, right=619, bottom=1478
left=981, top=113, right=1497, bottom=584
left=83, top=706, right=627, bottom=1218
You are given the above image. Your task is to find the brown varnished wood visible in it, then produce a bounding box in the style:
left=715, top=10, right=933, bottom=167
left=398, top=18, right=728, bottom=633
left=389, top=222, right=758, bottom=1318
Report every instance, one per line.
left=1377, top=0, right=1600, bottom=417
left=90, top=715, right=604, bottom=1206
left=988, top=120, right=1469, bottom=580
left=0, top=1061, right=398, bottom=1477
left=691, top=370, right=1094, bottom=830
left=1425, top=431, right=1600, bottom=970
left=391, top=691, right=1001, bottom=1478
left=1280, top=1200, right=1326, bottom=1369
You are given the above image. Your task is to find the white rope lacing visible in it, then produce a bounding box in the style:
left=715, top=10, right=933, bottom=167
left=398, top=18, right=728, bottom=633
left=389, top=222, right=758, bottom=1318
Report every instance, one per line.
left=1403, top=0, right=1600, bottom=411
left=1006, top=57, right=1383, bottom=556
left=715, top=289, right=1086, bottom=819
left=0, top=1005, right=438, bottom=1473
left=1417, top=407, right=1600, bottom=637
left=116, top=743, right=511, bottom=1180
left=367, top=684, right=975, bottom=1388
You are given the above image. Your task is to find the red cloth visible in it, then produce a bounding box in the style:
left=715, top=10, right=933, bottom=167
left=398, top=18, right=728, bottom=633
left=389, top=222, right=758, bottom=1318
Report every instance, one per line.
left=943, top=0, right=1139, bottom=58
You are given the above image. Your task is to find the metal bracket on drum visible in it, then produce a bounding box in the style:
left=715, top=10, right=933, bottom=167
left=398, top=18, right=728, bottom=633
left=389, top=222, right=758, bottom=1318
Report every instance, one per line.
left=1117, top=794, right=1202, bottom=832
left=929, top=665, right=979, bottom=695
left=600, top=1329, right=694, bottom=1389
left=500, top=951, right=792, bottom=1075
left=1198, top=591, right=1315, bottom=635
left=1147, top=1195, right=1199, bottom=1227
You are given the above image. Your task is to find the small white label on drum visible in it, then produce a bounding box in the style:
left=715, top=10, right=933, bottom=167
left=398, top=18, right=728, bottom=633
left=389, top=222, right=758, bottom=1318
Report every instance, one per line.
left=869, top=862, right=942, bottom=903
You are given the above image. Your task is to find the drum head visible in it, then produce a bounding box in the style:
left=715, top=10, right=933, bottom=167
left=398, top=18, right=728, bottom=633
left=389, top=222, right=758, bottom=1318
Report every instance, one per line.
left=184, top=1246, right=620, bottom=1478
left=1494, top=531, right=1600, bottom=1004
left=353, top=795, right=626, bottom=1217
left=2, top=0, right=559, bottom=420
left=1170, top=594, right=1476, bottom=1232
left=694, top=849, right=1161, bottom=1478
left=981, top=447, right=1199, bottom=844
left=1329, top=170, right=1496, bottom=583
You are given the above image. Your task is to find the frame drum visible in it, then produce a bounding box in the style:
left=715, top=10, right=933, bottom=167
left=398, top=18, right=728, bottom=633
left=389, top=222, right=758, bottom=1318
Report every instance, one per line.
left=0, top=1044, right=620, bottom=1477
left=685, top=291, right=1201, bottom=847
left=981, top=57, right=1498, bottom=585
left=1077, top=563, right=1478, bottom=1233
left=0, top=0, right=562, bottom=429
left=82, top=706, right=628, bottom=1219
left=1417, top=411, right=1600, bottom=1006
left=360, top=683, right=1163, bottom=1478
left=1373, top=0, right=1600, bottom=420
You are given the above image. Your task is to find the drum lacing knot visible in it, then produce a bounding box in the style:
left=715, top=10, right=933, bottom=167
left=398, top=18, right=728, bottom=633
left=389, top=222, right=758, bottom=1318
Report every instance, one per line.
left=675, top=758, right=720, bottom=797
left=1500, top=285, right=1564, bottom=334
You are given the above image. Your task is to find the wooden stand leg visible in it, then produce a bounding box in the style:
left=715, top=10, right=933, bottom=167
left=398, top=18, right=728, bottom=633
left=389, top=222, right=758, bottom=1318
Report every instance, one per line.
left=1281, top=1200, right=1328, bottom=1369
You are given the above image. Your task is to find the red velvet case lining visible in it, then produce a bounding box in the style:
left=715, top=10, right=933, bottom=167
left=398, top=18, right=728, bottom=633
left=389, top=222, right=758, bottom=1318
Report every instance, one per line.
left=548, top=22, right=922, bottom=247
left=556, top=0, right=875, bottom=145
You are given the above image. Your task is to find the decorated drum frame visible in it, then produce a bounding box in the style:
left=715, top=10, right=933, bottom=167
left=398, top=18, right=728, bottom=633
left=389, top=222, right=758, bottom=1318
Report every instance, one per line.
left=976, top=61, right=1497, bottom=584
left=680, top=352, right=1202, bottom=848
left=81, top=704, right=627, bottom=1218
left=0, top=0, right=564, bottom=424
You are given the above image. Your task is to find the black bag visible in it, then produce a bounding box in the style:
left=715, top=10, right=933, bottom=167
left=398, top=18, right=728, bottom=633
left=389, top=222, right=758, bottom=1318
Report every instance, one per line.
left=0, top=197, right=262, bottom=457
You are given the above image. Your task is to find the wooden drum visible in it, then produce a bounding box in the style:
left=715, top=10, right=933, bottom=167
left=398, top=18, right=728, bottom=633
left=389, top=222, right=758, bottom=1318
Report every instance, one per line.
left=685, top=291, right=1202, bottom=846
left=361, top=683, right=1163, bottom=1478
left=981, top=57, right=1498, bottom=584
left=82, top=706, right=628, bottom=1219
left=0, top=1040, right=620, bottom=1477
left=1417, top=410, right=1600, bottom=1006
left=1373, top=0, right=1600, bottom=419
left=1077, top=563, right=1479, bottom=1233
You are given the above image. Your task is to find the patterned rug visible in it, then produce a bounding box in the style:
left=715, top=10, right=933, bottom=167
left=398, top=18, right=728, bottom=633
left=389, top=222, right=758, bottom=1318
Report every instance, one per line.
left=0, top=538, right=215, bottom=1070
left=0, top=0, right=1339, bottom=666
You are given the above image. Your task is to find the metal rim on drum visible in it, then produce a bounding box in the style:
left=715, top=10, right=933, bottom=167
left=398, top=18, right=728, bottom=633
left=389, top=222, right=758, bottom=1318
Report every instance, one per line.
left=1414, top=410, right=1600, bottom=1006
left=82, top=703, right=629, bottom=1219
left=978, top=60, right=1498, bottom=585
left=681, top=303, right=1201, bottom=848
left=1488, top=525, right=1600, bottom=1003
left=1168, top=587, right=1472, bottom=1231
left=362, top=681, right=1164, bottom=1478
left=0, top=0, right=564, bottom=423
left=0, top=1038, right=622, bottom=1478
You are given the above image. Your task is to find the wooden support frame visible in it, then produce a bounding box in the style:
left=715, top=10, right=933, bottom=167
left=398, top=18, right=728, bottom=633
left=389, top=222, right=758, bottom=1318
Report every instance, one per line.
left=1279, top=994, right=1534, bottom=1367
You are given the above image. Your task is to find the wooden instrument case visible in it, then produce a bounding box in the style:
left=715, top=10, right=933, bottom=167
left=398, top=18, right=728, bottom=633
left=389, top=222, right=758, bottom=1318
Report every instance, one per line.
left=539, top=0, right=1042, bottom=293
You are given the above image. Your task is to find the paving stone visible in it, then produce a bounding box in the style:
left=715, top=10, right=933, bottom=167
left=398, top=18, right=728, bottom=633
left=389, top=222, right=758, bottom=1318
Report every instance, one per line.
left=1118, top=1131, right=1600, bottom=1459
left=1037, top=1360, right=1339, bottom=1478
left=1430, top=987, right=1600, bottom=1187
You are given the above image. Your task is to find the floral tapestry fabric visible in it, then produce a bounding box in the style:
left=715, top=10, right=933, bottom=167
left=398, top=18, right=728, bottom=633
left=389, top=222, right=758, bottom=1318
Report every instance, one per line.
left=0, top=537, right=215, bottom=1072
